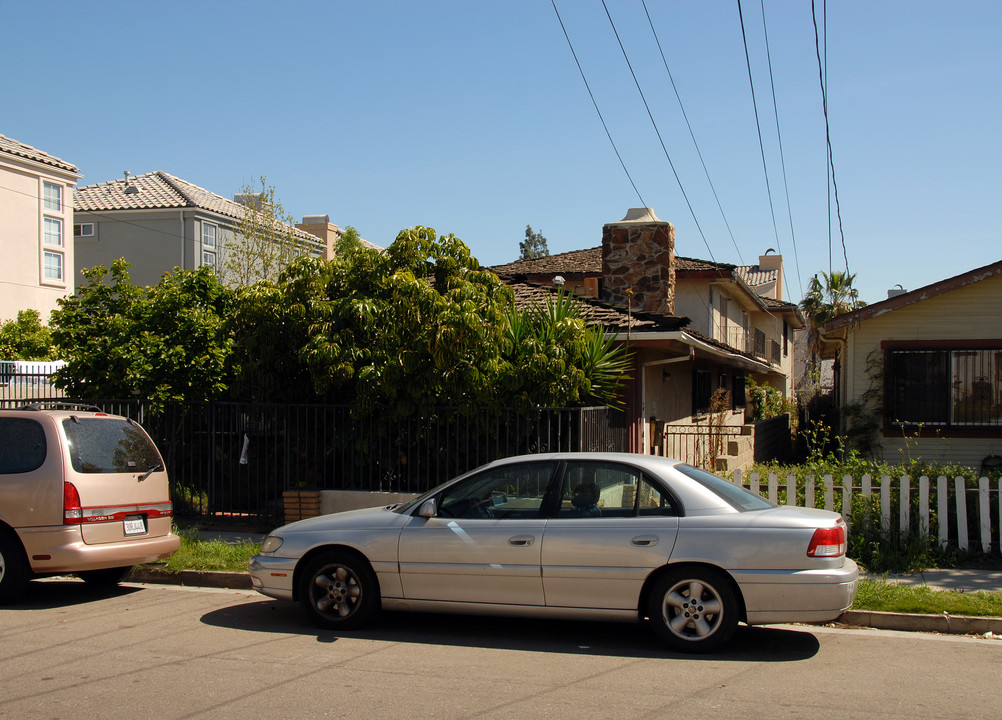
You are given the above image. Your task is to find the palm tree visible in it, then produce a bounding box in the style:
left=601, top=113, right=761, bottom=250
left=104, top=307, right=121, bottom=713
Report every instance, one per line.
left=799, top=270, right=864, bottom=371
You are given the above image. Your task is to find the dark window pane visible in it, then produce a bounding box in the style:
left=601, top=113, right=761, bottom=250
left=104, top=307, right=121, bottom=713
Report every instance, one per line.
left=0, top=418, right=47, bottom=474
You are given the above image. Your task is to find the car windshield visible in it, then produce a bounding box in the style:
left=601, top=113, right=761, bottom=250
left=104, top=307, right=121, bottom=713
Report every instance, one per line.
left=62, top=417, right=163, bottom=474
left=673, top=463, right=776, bottom=511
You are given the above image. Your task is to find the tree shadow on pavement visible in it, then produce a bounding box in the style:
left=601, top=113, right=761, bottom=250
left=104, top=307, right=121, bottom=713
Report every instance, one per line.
left=201, top=598, right=820, bottom=662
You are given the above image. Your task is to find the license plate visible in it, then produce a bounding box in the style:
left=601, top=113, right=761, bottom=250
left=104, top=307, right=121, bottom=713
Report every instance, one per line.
left=124, top=515, right=147, bottom=536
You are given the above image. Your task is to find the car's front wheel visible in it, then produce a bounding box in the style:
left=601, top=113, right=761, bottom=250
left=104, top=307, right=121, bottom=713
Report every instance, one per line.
left=0, top=533, right=29, bottom=603
left=298, top=551, right=378, bottom=630
left=649, top=567, right=739, bottom=652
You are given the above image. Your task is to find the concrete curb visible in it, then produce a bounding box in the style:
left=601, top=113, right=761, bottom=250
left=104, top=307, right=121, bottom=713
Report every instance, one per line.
left=127, top=567, right=252, bottom=590
left=840, top=609, right=1002, bottom=636
left=127, top=568, right=1001, bottom=636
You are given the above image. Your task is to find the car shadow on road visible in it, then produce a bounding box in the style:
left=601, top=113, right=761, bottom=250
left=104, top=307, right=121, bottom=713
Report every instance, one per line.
left=6, top=577, right=143, bottom=609
left=201, top=599, right=820, bottom=661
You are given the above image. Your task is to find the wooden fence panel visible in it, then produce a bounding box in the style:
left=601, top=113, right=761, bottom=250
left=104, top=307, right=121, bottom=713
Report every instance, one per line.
left=738, top=471, right=1000, bottom=554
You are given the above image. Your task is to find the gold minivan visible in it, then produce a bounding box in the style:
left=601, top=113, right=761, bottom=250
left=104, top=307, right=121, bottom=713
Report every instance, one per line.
left=0, top=403, right=180, bottom=601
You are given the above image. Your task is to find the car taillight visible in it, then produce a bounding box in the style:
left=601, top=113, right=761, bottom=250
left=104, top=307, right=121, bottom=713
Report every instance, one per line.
left=64, top=481, right=83, bottom=524
left=806, top=522, right=846, bottom=557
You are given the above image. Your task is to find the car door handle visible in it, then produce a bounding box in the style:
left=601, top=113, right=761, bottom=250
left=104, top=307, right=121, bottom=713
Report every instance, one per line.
left=508, top=535, right=535, bottom=546
left=631, top=535, right=659, bottom=547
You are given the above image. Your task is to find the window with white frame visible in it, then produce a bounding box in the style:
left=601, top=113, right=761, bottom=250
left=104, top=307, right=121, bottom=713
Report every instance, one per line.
left=202, top=222, right=217, bottom=248
left=43, top=182, right=62, bottom=212
left=74, top=223, right=95, bottom=238
left=43, top=250, right=63, bottom=281
left=202, top=250, right=216, bottom=268
left=43, top=217, right=62, bottom=246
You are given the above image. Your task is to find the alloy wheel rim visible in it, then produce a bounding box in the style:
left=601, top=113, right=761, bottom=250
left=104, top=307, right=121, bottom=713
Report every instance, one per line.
left=662, top=579, right=724, bottom=641
left=311, top=564, right=362, bottom=618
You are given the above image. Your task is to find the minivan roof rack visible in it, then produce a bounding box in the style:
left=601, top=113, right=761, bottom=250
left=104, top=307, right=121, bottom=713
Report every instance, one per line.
left=15, top=401, right=104, bottom=412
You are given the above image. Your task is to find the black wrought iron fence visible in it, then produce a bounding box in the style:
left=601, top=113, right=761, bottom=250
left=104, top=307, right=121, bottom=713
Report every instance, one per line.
left=69, top=401, right=625, bottom=526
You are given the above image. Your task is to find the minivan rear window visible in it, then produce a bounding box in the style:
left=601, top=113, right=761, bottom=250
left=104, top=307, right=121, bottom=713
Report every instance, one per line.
left=62, top=418, right=162, bottom=474
left=0, top=418, right=47, bottom=474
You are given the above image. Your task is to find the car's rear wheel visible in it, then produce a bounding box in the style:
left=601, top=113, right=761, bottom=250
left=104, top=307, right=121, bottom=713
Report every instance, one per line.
left=0, top=533, right=30, bottom=603
left=298, top=551, right=378, bottom=630
left=77, top=566, right=134, bottom=585
left=649, top=567, right=738, bottom=652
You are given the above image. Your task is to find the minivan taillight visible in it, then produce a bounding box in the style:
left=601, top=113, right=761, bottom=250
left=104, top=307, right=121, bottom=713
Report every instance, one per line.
left=806, top=522, right=847, bottom=557
left=63, top=481, right=83, bottom=524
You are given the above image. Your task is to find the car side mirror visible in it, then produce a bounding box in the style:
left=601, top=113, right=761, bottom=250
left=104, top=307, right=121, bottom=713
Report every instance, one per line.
left=417, top=498, right=438, bottom=518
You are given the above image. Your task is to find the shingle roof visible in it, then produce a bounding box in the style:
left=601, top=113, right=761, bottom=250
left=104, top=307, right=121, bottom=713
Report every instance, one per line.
left=74, top=171, right=320, bottom=244
left=491, top=247, right=735, bottom=276
left=0, top=133, right=79, bottom=174
left=491, top=247, right=602, bottom=275
left=506, top=280, right=689, bottom=333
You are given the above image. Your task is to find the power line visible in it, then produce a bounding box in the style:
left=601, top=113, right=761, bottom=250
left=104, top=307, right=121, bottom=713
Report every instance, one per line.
left=758, top=0, right=803, bottom=300
left=811, top=0, right=851, bottom=277
left=736, top=1, right=784, bottom=269
left=550, top=0, right=648, bottom=210
left=600, top=0, right=716, bottom=262
left=641, top=0, right=742, bottom=266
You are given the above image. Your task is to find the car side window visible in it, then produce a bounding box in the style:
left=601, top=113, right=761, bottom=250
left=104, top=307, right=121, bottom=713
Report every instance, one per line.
left=0, top=418, right=47, bottom=474
left=559, top=461, right=678, bottom=518
left=438, top=461, right=557, bottom=519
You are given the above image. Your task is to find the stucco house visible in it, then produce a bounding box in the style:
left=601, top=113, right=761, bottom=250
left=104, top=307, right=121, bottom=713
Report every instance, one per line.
left=73, top=171, right=350, bottom=287
left=492, top=208, right=803, bottom=468
left=819, top=259, right=1002, bottom=470
left=0, top=134, right=81, bottom=322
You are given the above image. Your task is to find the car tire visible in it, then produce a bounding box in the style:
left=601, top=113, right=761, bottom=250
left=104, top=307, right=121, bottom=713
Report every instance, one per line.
left=649, top=567, right=739, bottom=652
left=0, top=532, right=30, bottom=604
left=77, top=566, right=134, bottom=585
left=298, top=551, right=379, bottom=630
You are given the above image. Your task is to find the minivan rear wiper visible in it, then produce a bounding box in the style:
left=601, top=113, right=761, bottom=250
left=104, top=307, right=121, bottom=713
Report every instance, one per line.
left=138, top=463, right=163, bottom=482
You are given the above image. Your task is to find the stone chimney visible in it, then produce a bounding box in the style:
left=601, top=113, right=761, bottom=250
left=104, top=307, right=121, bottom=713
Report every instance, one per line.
left=296, top=215, right=341, bottom=260
left=601, top=208, right=675, bottom=315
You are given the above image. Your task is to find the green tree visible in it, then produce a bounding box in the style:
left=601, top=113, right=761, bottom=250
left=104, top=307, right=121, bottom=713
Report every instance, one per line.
left=50, top=259, right=234, bottom=404
left=0, top=309, right=55, bottom=360
left=335, top=225, right=364, bottom=256
left=519, top=224, right=549, bottom=260
left=224, top=177, right=314, bottom=286
left=231, top=226, right=631, bottom=412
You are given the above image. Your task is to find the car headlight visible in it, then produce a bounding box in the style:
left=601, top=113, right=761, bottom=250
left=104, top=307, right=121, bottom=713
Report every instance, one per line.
left=261, top=535, right=284, bottom=553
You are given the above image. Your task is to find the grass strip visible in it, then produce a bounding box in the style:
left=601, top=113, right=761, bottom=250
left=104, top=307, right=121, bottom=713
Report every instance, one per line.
left=163, top=526, right=261, bottom=573
left=853, top=578, right=1002, bottom=617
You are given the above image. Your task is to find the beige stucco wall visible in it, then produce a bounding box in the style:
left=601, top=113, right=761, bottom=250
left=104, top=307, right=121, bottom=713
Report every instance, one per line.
left=0, top=160, right=76, bottom=322
left=838, top=273, right=1002, bottom=468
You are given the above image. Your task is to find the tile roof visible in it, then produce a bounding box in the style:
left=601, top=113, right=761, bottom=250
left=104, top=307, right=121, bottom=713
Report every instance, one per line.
left=74, top=171, right=320, bottom=244
left=736, top=264, right=778, bottom=287
left=0, top=133, right=79, bottom=174
left=506, top=280, right=689, bottom=333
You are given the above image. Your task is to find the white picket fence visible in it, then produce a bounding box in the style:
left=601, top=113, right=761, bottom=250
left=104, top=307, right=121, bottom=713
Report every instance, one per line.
left=733, top=470, right=1001, bottom=554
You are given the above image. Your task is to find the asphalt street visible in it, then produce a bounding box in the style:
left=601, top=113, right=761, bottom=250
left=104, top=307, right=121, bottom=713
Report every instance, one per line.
left=1, top=578, right=1000, bottom=720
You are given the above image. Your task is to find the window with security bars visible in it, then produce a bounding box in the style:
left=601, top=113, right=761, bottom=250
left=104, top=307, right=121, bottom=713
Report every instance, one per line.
left=886, top=347, right=1002, bottom=429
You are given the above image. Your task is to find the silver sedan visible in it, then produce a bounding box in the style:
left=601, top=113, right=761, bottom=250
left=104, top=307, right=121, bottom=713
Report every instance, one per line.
left=249, top=453, right=858, bottom=651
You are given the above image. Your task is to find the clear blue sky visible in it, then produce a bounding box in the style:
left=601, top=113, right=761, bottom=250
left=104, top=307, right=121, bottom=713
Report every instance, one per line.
left=4, top=1, right=999, bottom=306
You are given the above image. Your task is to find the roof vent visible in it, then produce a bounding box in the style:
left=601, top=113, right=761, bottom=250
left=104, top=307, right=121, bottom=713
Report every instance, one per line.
left=887, top=284, right=907, bottom=299
left=123, top=171, right=139, bottom=195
